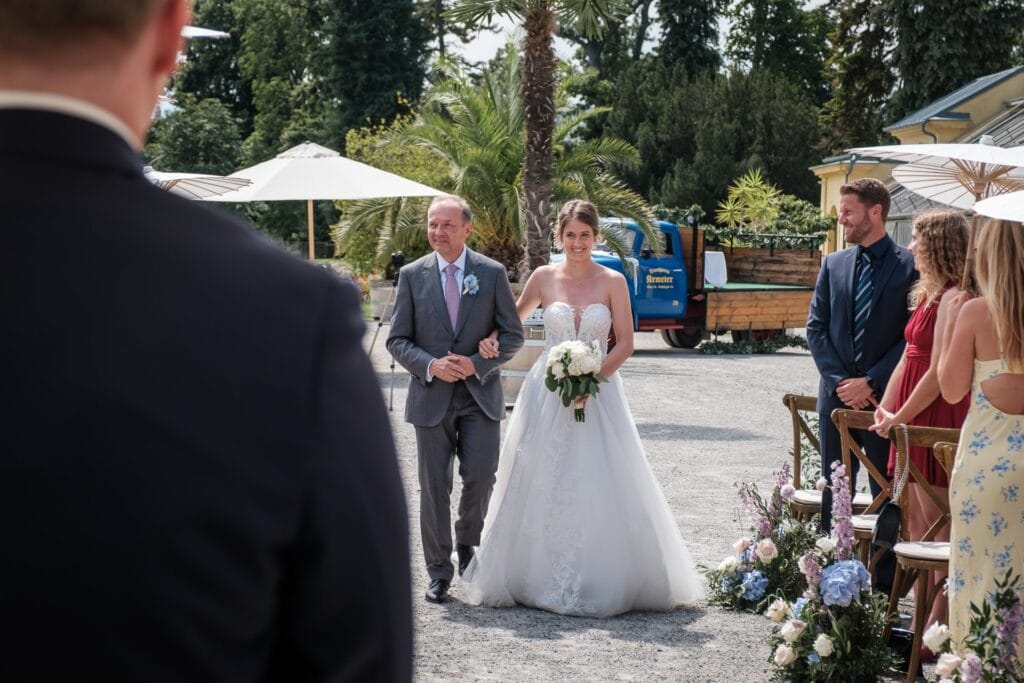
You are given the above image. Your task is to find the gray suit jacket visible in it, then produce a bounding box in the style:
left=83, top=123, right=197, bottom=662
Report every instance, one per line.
left=386, top=249, right=524, bottom=426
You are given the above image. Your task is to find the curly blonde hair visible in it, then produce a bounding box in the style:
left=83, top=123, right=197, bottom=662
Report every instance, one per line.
left=975, top=219, right=1024, bottom=372
left=908, top=208, right=969, bottom=309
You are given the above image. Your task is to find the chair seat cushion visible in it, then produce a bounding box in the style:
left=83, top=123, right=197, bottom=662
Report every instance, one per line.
left=851, top=492, right=873, bottom=510
left=792, top=489, right=822, bottom=506
left=894, top=541, right=950, bottom=562
left=852, top=513, right=878, bottom=531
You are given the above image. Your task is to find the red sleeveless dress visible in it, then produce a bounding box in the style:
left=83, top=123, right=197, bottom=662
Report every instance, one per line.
left=885, top=294, right=970, bottom=487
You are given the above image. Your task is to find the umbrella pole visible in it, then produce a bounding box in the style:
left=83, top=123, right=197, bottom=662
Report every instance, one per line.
left=307, top=199, right=315, bottom=261
left=962, top=191, right=984, bottom=292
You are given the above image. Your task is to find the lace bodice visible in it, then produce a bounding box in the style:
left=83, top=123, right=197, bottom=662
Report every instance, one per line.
left=543, top=302, right=611, bottom=354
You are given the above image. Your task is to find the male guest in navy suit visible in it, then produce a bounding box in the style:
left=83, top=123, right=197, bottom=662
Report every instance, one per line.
left=807, top=178, right=917, bottom=540
left=0, top=1, right=410, bottom=680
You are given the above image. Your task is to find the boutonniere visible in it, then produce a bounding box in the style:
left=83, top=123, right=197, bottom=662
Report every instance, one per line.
left=463, top=273, right=480, bottom=296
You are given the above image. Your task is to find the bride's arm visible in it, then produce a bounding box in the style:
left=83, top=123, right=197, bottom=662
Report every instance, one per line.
left=479, top=268, right=546, bottom=358
left=599, top=274, right=634, bottom=378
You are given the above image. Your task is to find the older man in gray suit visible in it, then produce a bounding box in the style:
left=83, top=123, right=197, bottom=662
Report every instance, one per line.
left=387, top=195, right=524, bottom=604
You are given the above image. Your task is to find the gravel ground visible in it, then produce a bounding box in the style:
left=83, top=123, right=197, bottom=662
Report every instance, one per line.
left=365, top=327, right=921, bottom=682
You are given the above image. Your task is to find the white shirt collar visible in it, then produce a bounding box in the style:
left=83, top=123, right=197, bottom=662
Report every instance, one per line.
left=0, top=91, right=138, bottom=149
left=436, top=248, right=468, bottom=273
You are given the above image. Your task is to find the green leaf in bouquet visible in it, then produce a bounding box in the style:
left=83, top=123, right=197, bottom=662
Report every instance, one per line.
left=544, top=374, right=557, bottom=392
left=561, top=391, right=572, bottom=407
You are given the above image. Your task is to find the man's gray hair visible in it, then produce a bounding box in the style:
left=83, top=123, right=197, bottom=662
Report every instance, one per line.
left=429, top=194, right=473, bottom=224
left=0, top=0, right=166, bottom=54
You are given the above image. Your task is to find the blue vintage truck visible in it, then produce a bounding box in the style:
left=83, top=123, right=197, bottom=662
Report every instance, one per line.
left=580, top=218, right=821, bottom=347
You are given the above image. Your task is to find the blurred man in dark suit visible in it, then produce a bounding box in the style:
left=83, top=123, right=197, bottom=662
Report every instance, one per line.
left=0, top=2, right=411, bottom=680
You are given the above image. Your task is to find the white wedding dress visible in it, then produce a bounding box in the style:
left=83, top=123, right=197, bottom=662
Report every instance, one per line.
left=461, top=302, right=704, bottom=617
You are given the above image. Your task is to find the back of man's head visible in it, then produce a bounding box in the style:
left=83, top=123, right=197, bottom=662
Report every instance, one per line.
left=0, top=1, right=167, bottom=56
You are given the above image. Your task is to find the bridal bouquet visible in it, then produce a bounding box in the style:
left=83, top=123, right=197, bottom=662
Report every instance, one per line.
left=923, top=569, right=1023, bottom=682
left=766, top=461, right=895, bottom=682
left=707, top=464, right=818, bottom=612
left=544, top=340, right=606, bottom=422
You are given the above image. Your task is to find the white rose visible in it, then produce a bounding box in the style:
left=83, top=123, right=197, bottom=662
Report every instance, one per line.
left=815, top=537, right=836, bottom=554
left=780, top=483, right=796, bottom=500
left=756, top=538, right=779, bottom=562
left=765, top=599, right=789, bottom=623
left=583, top=354, right=601, bottom=374
left=733, top=537, right=751, bottom=554
left=934, top=653, right=963, bottom=677
left=717, top=556, right=739, bottom=572
left=551, top=362, right=566, bottom=380
left=780, top=619, right=806, bottom=643
left=922, top=622, right=950, bottom=653
left=773, top=644, right=796, bottom=667
left=813, top=634, right=833, bottom=657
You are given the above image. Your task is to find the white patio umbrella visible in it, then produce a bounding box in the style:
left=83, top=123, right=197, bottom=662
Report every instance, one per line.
left=973, top=189, right=1024, bottom=222
left=847, top=137, right=1024, bottom=287
left=204, top=141, right=443, bottom=260
left=145, top=169, right=252, bottom=200
left=181, top=26, right=231, bottom=39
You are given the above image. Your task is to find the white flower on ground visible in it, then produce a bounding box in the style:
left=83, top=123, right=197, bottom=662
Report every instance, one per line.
left=815, top=537, right=836, bottom=554
left=717, top=556, right=739, bottom=572
left=813, top=634, right=834, bottom=657
left=765, top=599, right=789, bottom=623
left=733, top=537, right=751, bottom=554
left=815, top=477, right=827, bottom=491
left=773, top=644, right=796, bottom=667
left=922, top=622, right=950, bottom=652
left=780, top=619, right=807, bottom=643
left=934, top=653, right=963, bottom=677
left=756, top=538, right=778, bottom=562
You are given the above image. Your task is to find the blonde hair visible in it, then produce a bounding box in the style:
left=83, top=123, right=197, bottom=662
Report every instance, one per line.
left=554, top=199, right=600, bottom=248
left=975, top=219, right=1024, bottom=372
left=0, top=1, right=168, bottom=54
left=908, top=208, right=969, bottom=309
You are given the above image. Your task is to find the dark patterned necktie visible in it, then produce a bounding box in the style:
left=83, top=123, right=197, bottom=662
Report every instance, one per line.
left=853, top=251, right=873, bottom=364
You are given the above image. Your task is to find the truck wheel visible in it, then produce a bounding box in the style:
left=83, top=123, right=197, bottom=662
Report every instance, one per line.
left=731, top=329, right=782, bottom=343
left=674, top=326, right=704, bottom=348
left=660, top=329, right=682, bottom=348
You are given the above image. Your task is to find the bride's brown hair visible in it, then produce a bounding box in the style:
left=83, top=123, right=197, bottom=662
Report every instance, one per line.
left=554, top=199, right=600, bottom=248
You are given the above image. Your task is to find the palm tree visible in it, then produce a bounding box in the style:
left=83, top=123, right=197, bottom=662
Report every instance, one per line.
left=333, top=49, right=658, bottom=281
left=448, top=0, right=626, bottom=276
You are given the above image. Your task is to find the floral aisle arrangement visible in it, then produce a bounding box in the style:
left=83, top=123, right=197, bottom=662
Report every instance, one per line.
left=544, top=340, right=605, bottom=422
left=707, top=465, right=818, bottom=612
left=925, top=569, right=1024, bottom=682
left=766, top=462, right=896, bottom=682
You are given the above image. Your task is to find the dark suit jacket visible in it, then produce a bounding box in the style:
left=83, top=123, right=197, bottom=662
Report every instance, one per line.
left=386, top=249, right=524, bottom=427
left=0, top=109, right=411, bottom=681
left=806, top=235, right=917, bottom=415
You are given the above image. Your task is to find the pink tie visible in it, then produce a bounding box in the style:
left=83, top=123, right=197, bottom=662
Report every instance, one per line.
left=443, top=263, right=460, bottom=330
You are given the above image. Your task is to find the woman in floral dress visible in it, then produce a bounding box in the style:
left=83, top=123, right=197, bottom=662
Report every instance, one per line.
left=939, top=218, right=1024, bottom=653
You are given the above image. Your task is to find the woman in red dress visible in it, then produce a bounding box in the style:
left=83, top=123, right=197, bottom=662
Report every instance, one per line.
left=871, top=208, right=970, bottom=651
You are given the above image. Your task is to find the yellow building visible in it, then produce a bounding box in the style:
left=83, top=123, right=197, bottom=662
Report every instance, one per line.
left=811, top=65, right=1024, bottom=252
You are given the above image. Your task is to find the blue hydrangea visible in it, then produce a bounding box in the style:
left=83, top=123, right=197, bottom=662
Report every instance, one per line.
left=789, top=597, right=809, bottom=619
left=820, top=560, right=870, bottom=607
left=720, top=576, right=736, bottom=594
left=808, top=652, right=820, bottom=665
left=741, top=569, right=769, bottom=601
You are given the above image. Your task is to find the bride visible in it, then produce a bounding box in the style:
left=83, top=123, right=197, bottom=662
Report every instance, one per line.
left=461, top=199, right=704, bottom=617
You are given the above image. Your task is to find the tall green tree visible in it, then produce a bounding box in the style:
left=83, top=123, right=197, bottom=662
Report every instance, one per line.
left=144, top=96, right=243, bottom=175
left=725, top=0, right=829, bottom=102
left=416, top=0, right=483, bottom=59
left=886, top=0, right=1024, bottom=122
left=657, top=0, right=722, bottom=76
left=819, top=0, right=893, bottom=153
left=449, top=0, right=627, bottom=276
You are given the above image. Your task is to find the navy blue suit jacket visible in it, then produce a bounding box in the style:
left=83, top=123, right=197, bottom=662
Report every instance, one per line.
left=806, top=235, right=917, bottom=415
left=0, top=109, right=411, bottom=681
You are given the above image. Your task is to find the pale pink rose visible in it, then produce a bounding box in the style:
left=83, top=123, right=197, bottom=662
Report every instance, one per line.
left=815, top=477, right=827, bottom=491
left=780, top=619, right=807, bottom=643
left=756, top=538, right=779, bottom=562
left=765, top=599, right=789, bottom=623
left=733, top=537, right=751, bottom=554
left=813, top=634, right=834, bottom=657
left=780, top=483, right=796, bottom=500
left=773, top=644, right=796, bottom=667
left=934, top=653, right=962, bottom=677
left=922, top=622, right=950, bottom=653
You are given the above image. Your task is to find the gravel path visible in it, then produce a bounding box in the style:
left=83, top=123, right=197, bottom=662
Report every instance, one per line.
left=365, top=328, right=911, bottom=681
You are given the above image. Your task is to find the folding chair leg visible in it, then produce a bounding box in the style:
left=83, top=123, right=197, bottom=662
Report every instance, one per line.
left=883, top=563, right=904, bottom=642
left=907, top=570, right=929, bottom=683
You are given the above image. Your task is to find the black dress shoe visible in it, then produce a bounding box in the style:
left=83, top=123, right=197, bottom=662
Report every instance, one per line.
left=425, top=578, right=450, bottom=603
left=457, top=544, right=475, bottom=577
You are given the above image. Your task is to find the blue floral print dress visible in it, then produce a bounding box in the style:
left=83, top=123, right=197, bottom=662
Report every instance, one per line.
left=948, top=357, right=1024, bottom=651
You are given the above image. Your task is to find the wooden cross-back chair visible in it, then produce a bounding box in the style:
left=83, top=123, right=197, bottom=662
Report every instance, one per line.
left=882, top=429, right=960, bottom=683
left=783, top=394, right=823, bottom=522
left=830, top=409, right=887, bottom=564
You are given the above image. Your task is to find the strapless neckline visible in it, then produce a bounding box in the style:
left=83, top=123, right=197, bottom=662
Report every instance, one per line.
left=546, top=301, right=610, bottom=336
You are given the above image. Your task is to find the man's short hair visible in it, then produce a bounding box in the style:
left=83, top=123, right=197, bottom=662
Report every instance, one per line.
left=428, top=194, right=472, bottom=224
left=0, top=1, right=166, bottom=55
left=839, top=178, right=891, bottom=222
